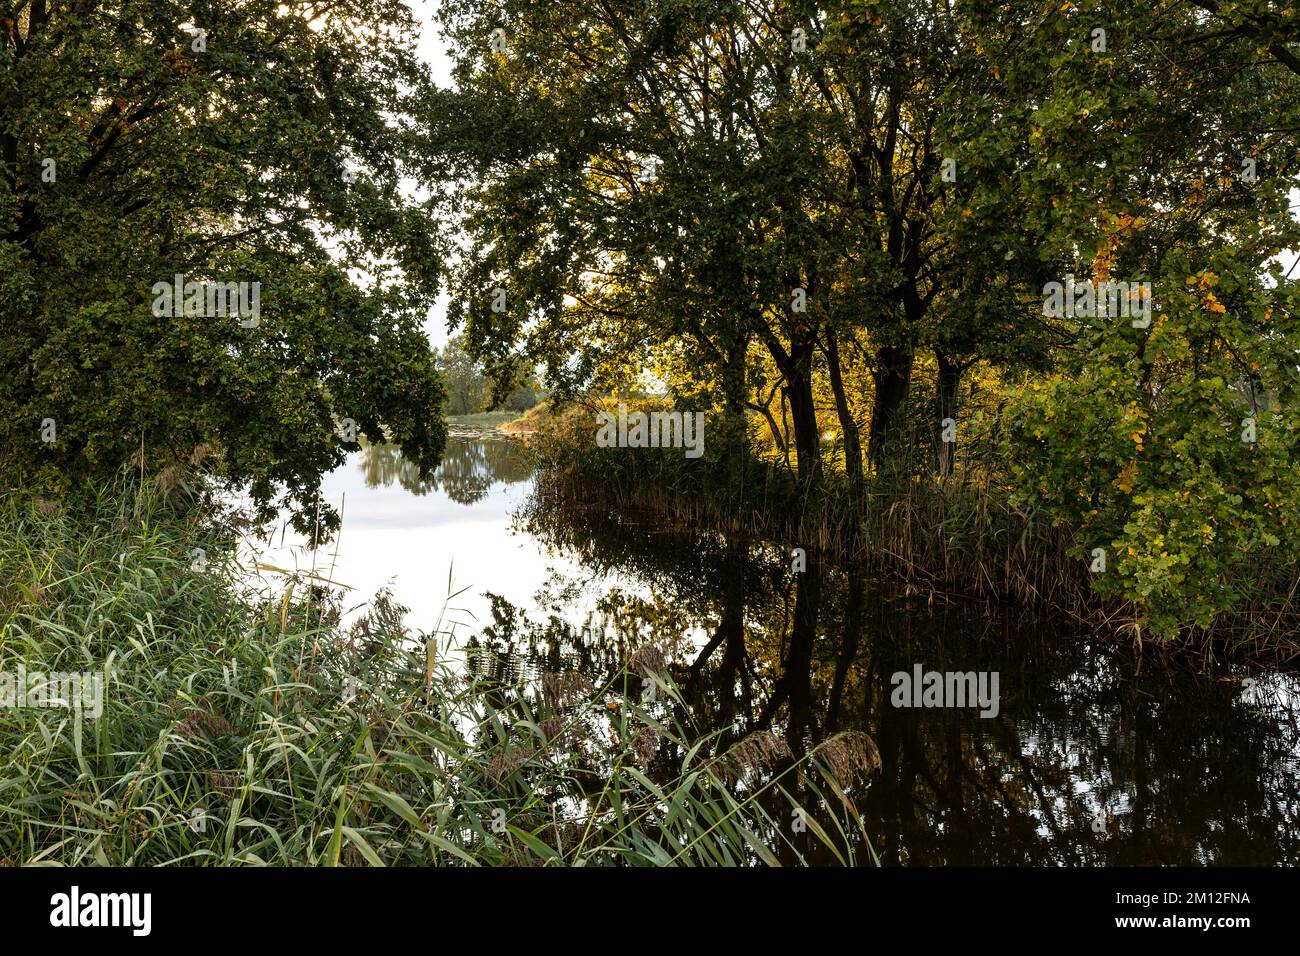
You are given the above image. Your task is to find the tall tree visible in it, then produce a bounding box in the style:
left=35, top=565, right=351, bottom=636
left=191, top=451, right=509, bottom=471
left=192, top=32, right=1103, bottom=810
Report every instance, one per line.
left=991, top=0, right=1300, bottom=636
left=428, top=0, right=844, bottom=486
left=426, top=0, right=1056, bottom=484
left=436, top=333, right=489, bottom=414
left=0, top=0, right=447, bottom=535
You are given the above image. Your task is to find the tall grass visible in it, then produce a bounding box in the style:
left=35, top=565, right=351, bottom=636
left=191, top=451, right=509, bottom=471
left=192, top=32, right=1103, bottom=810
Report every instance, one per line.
left=529, top=400, right=1300, bottom=658
left=0, top=483, right=877, bottom=865
left=531, top=400, right=1099, bottom=613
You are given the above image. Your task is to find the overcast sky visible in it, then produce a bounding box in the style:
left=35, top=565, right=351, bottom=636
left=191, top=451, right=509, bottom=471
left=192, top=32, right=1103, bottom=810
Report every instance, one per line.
left=412, top=2, right=454, bottom=347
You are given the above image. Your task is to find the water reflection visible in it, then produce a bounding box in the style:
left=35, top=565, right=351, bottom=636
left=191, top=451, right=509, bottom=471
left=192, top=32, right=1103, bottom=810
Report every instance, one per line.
left=316, top=437, right=1300, bottom=864
left=361, top=435, right=533, bottom=503
left=462, top=484, right=1300, bottom=865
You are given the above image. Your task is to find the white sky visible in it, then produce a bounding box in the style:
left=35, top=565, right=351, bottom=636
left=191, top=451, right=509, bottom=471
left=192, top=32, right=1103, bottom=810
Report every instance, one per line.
left=410, top=2, right=455, bottom=347
left=412, top=0, right=454, bottom=84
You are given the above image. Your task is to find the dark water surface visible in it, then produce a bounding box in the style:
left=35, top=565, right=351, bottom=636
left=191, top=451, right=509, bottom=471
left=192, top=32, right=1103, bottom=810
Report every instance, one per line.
left=251, top=432, right=1300, bottom=865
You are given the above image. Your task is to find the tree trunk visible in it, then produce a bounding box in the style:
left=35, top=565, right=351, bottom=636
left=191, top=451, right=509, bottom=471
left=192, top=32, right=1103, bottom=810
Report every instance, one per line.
left=868, top=343, right=913, bottom=474
left=935, top=350, right=962, bottom=477
left=785, top=344, right=822, bottom=489
left=721, top=333, right=748, bottom=426
left=716, top=331, right=750, bottom=468
left=824, top=328, right=864, bottom=502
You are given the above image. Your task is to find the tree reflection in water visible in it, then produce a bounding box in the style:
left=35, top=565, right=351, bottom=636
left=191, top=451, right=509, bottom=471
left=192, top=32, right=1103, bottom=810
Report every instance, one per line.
left=457, top=487, right=1300, bottom=866
left=360, top=435, right=534, bottom=504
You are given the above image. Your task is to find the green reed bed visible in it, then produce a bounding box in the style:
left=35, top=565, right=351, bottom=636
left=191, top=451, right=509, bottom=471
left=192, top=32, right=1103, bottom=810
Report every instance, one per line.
left=532, top=402, right=1095, bottom=606
left=529, top=402, right=1300, bottom=658
left=0, top=485, right=876, bottom=865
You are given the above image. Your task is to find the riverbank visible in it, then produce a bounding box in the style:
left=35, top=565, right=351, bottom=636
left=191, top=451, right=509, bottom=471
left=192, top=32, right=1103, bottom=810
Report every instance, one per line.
left=526, top=401, right=1300, bottom=662
left=444, top=410, right=527, bottom=432
left=0, top=483, right=873, bottom=866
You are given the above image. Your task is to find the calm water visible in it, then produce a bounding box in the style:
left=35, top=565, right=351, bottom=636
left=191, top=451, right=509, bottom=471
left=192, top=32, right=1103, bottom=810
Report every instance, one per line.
left=251, top=432, right=1300, bottom=865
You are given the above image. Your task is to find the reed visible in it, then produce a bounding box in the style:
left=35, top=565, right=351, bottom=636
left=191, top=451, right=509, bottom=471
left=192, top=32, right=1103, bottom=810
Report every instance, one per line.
left=529, top=400, right=1300, bottom=657
left=533, top=402, right=1095, bottom=604
left=0, top=482, right=877, bottom=865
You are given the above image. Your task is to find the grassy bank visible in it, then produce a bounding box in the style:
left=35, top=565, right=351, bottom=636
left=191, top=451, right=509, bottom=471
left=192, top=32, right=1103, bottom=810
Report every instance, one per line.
left=445, top=410, right=526, bottom=431
left=533, top=401, right=1094, bottom=601
left=528, top=401, right=1300, bottom=659
left=0, top=483, right=875, bottom=865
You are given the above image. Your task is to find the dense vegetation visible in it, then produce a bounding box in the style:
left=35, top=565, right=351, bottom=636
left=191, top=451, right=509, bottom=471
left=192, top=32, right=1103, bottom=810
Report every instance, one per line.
left=1, top=0, right=448, bottom=539
left=5, top=1, right=1300, bottom=642
left=0, top=485, right=877, bottom=865
left=426, top=0, right=1300, bottom=642
left=2, top=0, right=1299, bottom=873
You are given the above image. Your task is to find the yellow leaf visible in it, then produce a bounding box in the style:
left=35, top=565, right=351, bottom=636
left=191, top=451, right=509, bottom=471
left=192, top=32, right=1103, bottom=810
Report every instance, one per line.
left=1115, top=460, right=1138, bottom=493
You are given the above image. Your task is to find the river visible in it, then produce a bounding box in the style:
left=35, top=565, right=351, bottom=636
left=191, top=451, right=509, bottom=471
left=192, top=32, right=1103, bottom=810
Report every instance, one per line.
left=247, top=429, right=1300, bottom=865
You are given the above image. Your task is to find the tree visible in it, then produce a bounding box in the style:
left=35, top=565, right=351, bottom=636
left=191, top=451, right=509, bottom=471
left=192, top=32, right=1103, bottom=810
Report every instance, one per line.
left=991, top=1, right=1300, bottom=636
left=426, top=0, right=1070, bottom=489
left=428, top=0, right=831, bottom=485
left=0, top=0, right=447, bottom=537
left=436, top=333, right=489, bottom=414
left=425, top=0, right=1300, bottom=636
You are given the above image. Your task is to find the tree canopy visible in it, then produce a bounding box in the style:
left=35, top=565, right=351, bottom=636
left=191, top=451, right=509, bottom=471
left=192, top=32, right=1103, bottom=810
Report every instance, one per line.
left=1, top=0, right=448, bottom=535
left=426, top=0, right=1300, bottom=637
